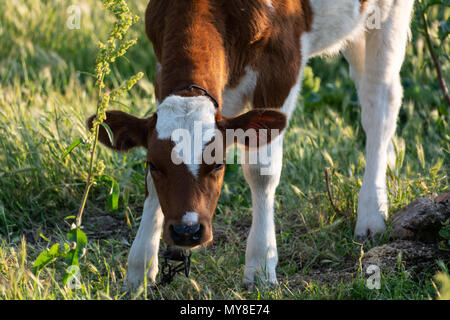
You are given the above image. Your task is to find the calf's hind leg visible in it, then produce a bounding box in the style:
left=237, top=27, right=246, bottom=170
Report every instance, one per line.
left=354, top=0, right=414, bottom=238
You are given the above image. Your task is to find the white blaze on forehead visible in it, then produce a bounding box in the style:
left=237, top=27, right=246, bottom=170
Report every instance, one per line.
left=182, top=211, right=199, bottom=226
left=156, top=95, right=217, bottom=177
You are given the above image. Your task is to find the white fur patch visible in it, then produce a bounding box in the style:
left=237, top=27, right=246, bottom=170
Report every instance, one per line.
left=182, top=211, right=199, bottom=226
left=305, top=0, right=370, bottom=57
left=126, top=171, right=163, bottom=288
left=222, top=67, right=259, bottom=117
left=156, top=95, right=217, bottom=177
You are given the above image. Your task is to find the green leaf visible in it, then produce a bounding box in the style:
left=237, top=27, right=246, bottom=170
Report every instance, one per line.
left=65, top=227, right=88, bottom=268
left=32, top=243, right=69, bottom=274
left=59, top=242, right=70, bottom=255
left=39, top=233, right=50, bottom=242
left=63, top=228, right=87, bottom=287
left=100, top=122, right=115, bottom=146
left=32, top=250, right=55, bottom=274
left=61, top=138, right=83, bottom=159
left=98, top=175, right=120, bottom=211
left=47, top=243, right=60, bottom=256
left=108, top=178, right=120, bottom=211
left=62, top=272, right=71, bottom=287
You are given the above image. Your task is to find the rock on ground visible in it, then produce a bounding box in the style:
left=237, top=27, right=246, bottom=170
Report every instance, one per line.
left=391, top=193, right=449, bottom=242
left=361, top=193, right=449, bottom=276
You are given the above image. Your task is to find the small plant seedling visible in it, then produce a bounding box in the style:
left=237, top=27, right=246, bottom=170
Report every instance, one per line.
left=33, top=0, right=143, bottom=289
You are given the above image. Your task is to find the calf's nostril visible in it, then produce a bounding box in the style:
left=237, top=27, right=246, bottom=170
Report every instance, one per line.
left=169, top=225, right=182, bottom=242
left=172, top=224, right=187, bottom=235
left=188, top=224, right=201, bottom=234
left=192, top=225, right=204, bottom=241
left=171, top=224, right=201, bottom=235
left=169, top=224, right=204, bottom=244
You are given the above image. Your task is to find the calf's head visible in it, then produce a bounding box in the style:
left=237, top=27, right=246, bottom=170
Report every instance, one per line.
left=88, top=96, right=286, bottom=249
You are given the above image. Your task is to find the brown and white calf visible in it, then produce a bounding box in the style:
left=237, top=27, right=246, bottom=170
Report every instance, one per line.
left=90, top=0, right=415, bottom=288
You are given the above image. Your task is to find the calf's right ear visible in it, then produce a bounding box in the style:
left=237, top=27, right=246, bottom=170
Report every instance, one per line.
left=86, top=110, right=156, bottom=152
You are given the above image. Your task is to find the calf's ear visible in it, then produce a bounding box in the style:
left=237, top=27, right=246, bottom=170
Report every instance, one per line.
left=217, top=109, right=287, bottom=148
left=86, top=110, right=156, bottom=151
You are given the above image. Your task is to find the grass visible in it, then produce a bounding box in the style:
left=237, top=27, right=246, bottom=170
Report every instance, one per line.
left=0, top=0, right=449, bottom=300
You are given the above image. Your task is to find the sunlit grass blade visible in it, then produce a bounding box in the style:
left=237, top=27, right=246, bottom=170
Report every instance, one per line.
left=100, top=122, right=115, bottom=146
left=61, top=138, right=83, bottom=160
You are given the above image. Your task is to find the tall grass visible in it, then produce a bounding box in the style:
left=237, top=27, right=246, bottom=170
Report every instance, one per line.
left=0, top=0, right=448, bottom=299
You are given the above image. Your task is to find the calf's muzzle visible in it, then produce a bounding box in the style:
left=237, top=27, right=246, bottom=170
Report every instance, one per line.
left=169, top=224, right=204, bottom=247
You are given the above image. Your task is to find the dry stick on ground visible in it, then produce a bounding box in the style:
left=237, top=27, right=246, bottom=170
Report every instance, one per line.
left=418, top=0, right=450, bottom=106
left=324, top=168, right=343, bottom=216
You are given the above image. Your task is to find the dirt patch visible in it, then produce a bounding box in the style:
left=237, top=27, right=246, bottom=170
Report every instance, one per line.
left=287, top=194, right=449, bottom=288
left=287, top=267, right=357, bottom=289
left=361, top=240, right=448, bottom=275
left=84, top=214, right=131, bottom=239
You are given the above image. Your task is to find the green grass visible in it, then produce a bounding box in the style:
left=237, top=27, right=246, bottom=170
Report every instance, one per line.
left=0, top=0, right=449, bottom=300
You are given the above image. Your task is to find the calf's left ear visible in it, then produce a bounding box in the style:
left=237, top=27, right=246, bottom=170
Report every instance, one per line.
left=87, top=110, right=156, bottom=152
left=217, top=109, right=287, bottom=148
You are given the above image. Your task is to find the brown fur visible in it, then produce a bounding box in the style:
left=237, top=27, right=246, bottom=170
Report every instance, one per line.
left=90, top=108, right=286, bottom=246
left=87, top=111, right=156, bottom=151
left=91, top=0, right=312, bottom=248
left=218, top=109, right=287, bottom=147
left=146, top=0, right=313, bottom=109
left=147, top=133, right=223, bottom=245
left=146, top=0, right=227, bottom=106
